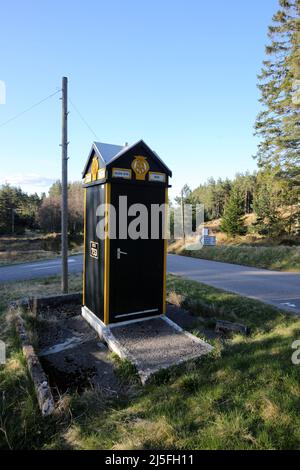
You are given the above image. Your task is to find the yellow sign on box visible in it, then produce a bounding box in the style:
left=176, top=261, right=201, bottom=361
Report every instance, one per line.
left=131, top=156, right=149, bottom=181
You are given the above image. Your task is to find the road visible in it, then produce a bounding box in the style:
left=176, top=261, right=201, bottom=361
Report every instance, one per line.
left=168, top=254, right=300, bottom=314
left=0, top=253, right=299, bottom=314
left=0, top=256, right=83, bottom=282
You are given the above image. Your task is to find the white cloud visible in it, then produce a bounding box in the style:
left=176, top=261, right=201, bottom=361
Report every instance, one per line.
left=0, top=173, right=56, bottom=194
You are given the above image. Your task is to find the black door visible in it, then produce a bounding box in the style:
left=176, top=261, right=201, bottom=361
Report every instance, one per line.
left=85, top=185, right=105, bottom=321
left=109, top=183, right=165, bottom=323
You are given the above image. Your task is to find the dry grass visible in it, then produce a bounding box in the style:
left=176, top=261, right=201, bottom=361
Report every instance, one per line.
left=169, top=236, right=300, bottom=272
left=199, top=214, right=300, bottom=247
left=0, top=273, right=82, bottom=311
left=0, top=233, right=83, bottom=266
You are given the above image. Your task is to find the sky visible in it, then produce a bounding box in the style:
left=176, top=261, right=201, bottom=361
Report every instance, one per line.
left=0, top=0, right=279, bottom=199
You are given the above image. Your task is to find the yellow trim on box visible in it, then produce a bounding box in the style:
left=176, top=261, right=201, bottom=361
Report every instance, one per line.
left=112, top=167, right=132, bottom=179
left=104, top=183, right=111, bottom=325
left=162, top=187, right=168, bottom=314
left=148, top=171, right=166, bottom=182
left=82, top=188, right=87, bottom=305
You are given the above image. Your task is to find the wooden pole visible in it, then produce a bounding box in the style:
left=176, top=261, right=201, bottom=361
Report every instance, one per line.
left=61, top=77, right=68, bottom=293
left=181, top=189, right=186, bottom=244
left=11, top=208, right=15, bottom=234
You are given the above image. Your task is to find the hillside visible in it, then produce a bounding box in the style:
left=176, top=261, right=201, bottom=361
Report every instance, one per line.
left=169, top=215, right=300, bottom=272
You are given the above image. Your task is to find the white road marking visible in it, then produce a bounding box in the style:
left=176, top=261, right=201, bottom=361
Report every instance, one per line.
left=33, top=265, right=60, bottom=271
left=21, top=258, right=77, bottom=271
left=18, top=263, right=58, bottom=269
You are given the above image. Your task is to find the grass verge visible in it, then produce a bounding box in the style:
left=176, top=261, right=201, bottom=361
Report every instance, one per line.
left=1, top=273, right=300, bottom=449
left=0, top=233, right=83, bottom=266
left=169, top=242, right=300, bottom=272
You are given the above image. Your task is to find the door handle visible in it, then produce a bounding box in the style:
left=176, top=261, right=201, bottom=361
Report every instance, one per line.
left=117, top=248, right=128, bottom=259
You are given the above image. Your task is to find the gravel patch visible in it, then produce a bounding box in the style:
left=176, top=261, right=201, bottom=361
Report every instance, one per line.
left=109, top=316, right=213, bottom=383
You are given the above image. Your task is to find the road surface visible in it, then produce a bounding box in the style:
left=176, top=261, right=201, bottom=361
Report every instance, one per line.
left=0, top=256, right=83, bottom=282
left=168, top=254, right=300, bottom=314
left=0, top=254, right=299, bottom=314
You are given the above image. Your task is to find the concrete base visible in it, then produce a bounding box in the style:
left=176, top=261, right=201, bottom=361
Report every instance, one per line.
left=81, top=305, right=107, bottom=340
left=81, top=306, right=213, bottom=384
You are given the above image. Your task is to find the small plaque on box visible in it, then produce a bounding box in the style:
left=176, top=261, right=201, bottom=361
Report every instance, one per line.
left=90, top=241, right=99, bottom=259
left=149, top=172, right=166, bottom=183
left=97, top=168, right=106, bottom=180
left=112, top=168, right=132, bottom=179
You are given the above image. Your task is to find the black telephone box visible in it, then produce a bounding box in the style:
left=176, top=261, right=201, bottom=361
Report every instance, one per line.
left=82, top=140, right=172, bottom=326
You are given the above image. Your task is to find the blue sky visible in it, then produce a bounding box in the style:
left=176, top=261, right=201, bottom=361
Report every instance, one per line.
left=0, top=0, right=278, bottom=199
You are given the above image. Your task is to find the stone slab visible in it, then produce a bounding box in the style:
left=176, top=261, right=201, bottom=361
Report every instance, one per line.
left=80, top=308, right=214, bottom=384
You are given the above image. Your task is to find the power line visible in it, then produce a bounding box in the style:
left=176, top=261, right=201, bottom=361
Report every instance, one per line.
left=0, top=89, right=61, bottom=129
left=69, top=97, right=99, bottom=139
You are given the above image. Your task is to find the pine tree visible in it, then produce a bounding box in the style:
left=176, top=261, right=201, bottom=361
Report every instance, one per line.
left=220, top=190, right=245, bottom=237
left=0, top=184, right=34, bottom=234
left=255, top=0, right=300, bottom=180
left=253, top=170, right=285, bottom=236
left=233, top=172, right=257, bottom=214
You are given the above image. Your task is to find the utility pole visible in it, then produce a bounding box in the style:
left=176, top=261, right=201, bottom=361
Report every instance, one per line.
left=61, top=76, right=68, bottom=293
left=181, top=189, right=185, bottom=244
left=11, top=208, right=15, bottom=234
left=8, top=208, right=15, bottom=234
left=9, top=207, right=21, bottom=234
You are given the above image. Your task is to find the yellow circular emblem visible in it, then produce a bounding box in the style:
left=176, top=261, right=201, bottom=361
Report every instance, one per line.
left=91, top=156, right=99, bottom=181
left=131, top=156, right=150, bottom=181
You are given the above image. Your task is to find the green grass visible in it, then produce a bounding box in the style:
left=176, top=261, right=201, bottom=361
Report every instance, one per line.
left=1, top=273, right=300, bottom=449
left=166, top=275, right=291, bottom=333
left=169, top=244, right=300, bottom=272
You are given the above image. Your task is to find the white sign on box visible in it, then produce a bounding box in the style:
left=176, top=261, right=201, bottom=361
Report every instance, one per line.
left=149, top=172, right=166, bottom=182
left=112, top=168, right=132, bottom=179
